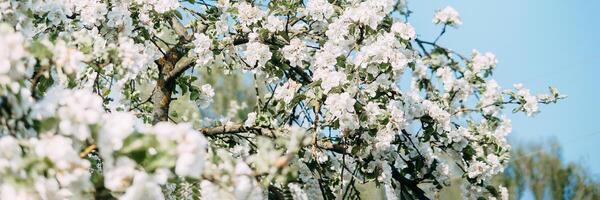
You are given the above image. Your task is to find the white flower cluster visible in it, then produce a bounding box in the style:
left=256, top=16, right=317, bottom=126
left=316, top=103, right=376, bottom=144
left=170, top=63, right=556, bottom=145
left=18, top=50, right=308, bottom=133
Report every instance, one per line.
left=135, top=0, right=180, bottom=14
left=197, top=84, right=215, bottom=109
left=192, top=33, right=214, bottom=67
left=304, top=0, right=335, bottom=22
left=514, top=83, right=539, bottom=116
left=314, top=42, right=346, bottom=68
left=353, top=33, right=412, bottom=72
left=0, top=135, right=93, bottom=199
left=467, top=154, right=504, bottom=183
left=106, top=5, right=134, bottom=35
left=324, top=92, right=358, bottom=131
left=244, top=40, right=272, bottom=69
left=274, top=79, right=301, bottom=104
left=76, top=0, right=108, bottom=26
left=99, top=112, right=209, bottom=198
left=282, top=38, right=310, bottom=68
left=391, top=22, right=416, bottom=40
left=343, top=0, right=396, bottom=29
left=52, top=40, right=86, bottom=76
left=265, top=15, right=285, bottom=33
left=479, top=80, right=502, bottom=115
left=117, top=38, right=160, bottom=80
left=471, top=50, right=498, bottom=74
left=312, top=67, right=348, bottom=93
left=0, top=24, right=29, bottom=91
left=5, top=85, right=213, bottom=199
left=433, top=6, right=462, bottom=26
left=422, top=100, right=451, bottom=130
left=234, top=2, right=265, bottom=32
left=31, top=87, right=104, bottom=141
left=200, top=153, right=263, bottom=200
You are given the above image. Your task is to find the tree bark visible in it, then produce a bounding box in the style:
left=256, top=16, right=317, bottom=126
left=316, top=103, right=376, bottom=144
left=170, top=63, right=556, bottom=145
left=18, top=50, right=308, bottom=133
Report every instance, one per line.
left=151, top=50, right=179, bottom=124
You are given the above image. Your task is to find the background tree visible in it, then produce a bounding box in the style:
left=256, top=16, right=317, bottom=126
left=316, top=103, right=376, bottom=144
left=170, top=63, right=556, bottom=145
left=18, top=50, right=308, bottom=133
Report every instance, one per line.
left=0, top=0, right=564, bottom=199
left=437, top=141, right=600, bottom=200
left=495, top=142, right=600, bottom=200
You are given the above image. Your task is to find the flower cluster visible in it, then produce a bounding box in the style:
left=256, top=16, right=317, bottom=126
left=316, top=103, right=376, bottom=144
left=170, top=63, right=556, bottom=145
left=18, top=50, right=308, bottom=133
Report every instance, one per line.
left=244, top=40, right=272, bottom=69
left=0, top=24, right=29, bottom=92
left=100, top=116, right=209, bottom=199
left=192, top=33, right=214, bottom=67
left=31, top=87, right=104, bottom=141
left=434, top=6, right=462, bottom=26
left=0, top=135, right=94, bottom=199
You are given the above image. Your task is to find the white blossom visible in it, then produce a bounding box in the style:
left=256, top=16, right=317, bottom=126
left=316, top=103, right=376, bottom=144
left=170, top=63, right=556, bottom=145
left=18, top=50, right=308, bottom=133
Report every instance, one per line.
left=118, top=38, right=155, bottom=80
left=244, top=41, right=272, bottom=69
left=52, top=40, right=86, bottom=75
left=197, top=84, right=215, bottom=109
left=98, top=112, right=137, bottom=162
left=353, top=33, right=410, bottom=72
left=274, top=79, right=301, bottom=103
left=282, top=38, right=310, bottom=68
left=244, top=112, right=257, bottom=127
left=192, top=33, right=214, bottom=67
left=120, top=172, right=166, bottom=200
left=106, top=5, right=134, bottom=35
left=235, top=2, right=265, bottom=32
left=104, top=157, right=137, bottom=192
left=313, top=68, right=347, bottom=93
left=480, top=79, right=502, bottom=115
left=514, top=83, right=539, bottom=116
left=265, top=15, right=285, bottom=33
left=76, top=0, right=108, bottom=26
left=135, top=0, right=180, bottom=14
left=391, top=22, right=416, bottom=40
left=324, top=92, right=358, bottom=131
left=314, top=42, right=345, bottom=68
left=471, top=50, right=498, bottom=74
left=343, top=0, right=395, bottom=29
left=304, top=0, right=335, bottom=22
left=32, top=87, right=103, bottom=141
left=0, top=24, right=28, bottom=88
left=433, top=6, right=462, bottom=26
left=175, top=131, right=208, bottom=178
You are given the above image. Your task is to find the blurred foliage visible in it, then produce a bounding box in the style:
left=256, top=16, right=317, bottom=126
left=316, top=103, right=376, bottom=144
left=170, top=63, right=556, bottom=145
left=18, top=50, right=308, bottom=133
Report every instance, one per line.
left=166, top=68, right=259, bottom=199
left=494, top=141, right=600, bottom=200
left=439, top=141, right=600, bottom=200
left=169, top=67, right=258, bottom=127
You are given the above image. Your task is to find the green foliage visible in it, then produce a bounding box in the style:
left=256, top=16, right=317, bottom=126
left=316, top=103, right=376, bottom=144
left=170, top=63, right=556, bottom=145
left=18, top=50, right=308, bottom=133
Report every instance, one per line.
left=494, top=142, right=600, bottom=200
left=438, top=141, right=600, bottom=200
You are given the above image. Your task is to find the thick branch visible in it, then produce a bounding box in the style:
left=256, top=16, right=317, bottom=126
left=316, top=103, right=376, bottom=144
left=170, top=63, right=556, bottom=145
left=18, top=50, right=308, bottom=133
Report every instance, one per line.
left=171, top=17, right=191, bottom=41
left=165, top=55, right=195, bottom=81
left=151, top=51, right=179, bottom=124
left=201, top=124, right=272, bottom=137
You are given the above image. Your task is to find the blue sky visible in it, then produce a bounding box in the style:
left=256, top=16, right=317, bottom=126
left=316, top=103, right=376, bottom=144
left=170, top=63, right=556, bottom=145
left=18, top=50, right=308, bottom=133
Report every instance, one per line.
left=408, top=0, right=600, bottom=177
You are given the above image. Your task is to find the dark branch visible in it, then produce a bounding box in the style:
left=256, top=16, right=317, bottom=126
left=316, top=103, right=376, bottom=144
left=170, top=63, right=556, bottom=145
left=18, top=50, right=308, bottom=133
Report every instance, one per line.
left=391, top=165, right=430, bottom=200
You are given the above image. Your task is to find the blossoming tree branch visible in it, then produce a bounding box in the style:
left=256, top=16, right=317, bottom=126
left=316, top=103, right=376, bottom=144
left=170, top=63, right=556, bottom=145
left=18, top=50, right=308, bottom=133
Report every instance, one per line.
left=0, top=0, right=563, bottom=199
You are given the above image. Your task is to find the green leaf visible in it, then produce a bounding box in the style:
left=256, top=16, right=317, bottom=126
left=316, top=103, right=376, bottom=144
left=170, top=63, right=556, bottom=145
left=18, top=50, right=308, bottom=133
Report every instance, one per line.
left=462, top=145, right=476, bottom=161
left=190, top=88, right=200, bottom=101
